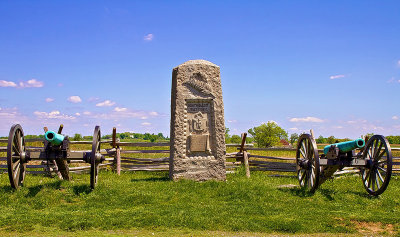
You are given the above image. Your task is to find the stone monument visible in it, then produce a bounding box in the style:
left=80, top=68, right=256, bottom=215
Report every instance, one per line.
left=169, top=60, right=226, bottom=181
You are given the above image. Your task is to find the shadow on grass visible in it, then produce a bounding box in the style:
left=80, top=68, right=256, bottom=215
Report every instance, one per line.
left=318, top=188, right=336, bottom=200
left=0, top=185, right=15, bottom=192
left=278, top=186, right=315, bottom=197
left=349, top=190, right=380, bottom=199
left=131, top=177, right=170, bottom=182
left=26, top=180, right=63, bottom=197
left=73, top=184, right=92, bottom=195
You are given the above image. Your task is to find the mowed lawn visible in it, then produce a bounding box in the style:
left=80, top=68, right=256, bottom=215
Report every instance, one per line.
left=0, top=169, right=399, bottom=236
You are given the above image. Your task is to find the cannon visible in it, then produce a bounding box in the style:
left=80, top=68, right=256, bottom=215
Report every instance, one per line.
left=6, top=124, right=105, bottom=189
left=296, top=133, right=392, bottom=196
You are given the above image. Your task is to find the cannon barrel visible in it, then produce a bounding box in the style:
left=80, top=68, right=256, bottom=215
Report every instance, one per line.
left=44, top=130, right=65, bottom=146
left=323, top=139, right=365, bottom=155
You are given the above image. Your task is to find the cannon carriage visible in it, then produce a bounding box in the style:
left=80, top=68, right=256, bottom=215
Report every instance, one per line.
left=6, top=124, right=107, bottom=189
left=296, top=133, right=392, bottom=196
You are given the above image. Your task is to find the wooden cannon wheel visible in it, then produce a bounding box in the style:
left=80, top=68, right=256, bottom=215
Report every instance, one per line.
left=361, top=135, right=392, bottom=196
left=296, top=134, right=320, bottom=192
left=90, top=126, right=101, bottom=189
left=7, top=124, right=27, bottom=189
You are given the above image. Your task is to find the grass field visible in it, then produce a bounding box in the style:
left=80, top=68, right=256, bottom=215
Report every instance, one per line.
left=0, top=168, right=399, bottom=236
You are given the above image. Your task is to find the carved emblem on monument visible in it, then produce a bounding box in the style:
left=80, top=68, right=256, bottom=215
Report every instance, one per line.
left=190, top=112, right=208, bottom=134
left=184, top=72, right=213, bottom=96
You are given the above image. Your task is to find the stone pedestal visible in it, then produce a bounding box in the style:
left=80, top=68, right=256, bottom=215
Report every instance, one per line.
left=169, top=60, right=226, bottom=181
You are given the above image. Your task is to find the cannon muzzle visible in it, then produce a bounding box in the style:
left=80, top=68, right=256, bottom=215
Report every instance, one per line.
left=323, top=139, right=365, bottom=155
left=45, top=131, right=65, bottom=146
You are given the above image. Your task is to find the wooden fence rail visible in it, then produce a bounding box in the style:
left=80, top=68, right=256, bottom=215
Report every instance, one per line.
left=0, top=138, right=399, bottom=177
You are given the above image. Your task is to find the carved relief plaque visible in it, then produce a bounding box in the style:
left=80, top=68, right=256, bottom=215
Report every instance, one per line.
left=170, top=60, right=226, bottom=181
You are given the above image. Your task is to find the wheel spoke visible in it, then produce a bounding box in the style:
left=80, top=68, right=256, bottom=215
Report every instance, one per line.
left=376, top=149, right=386, bottom=161
left=373, top=139, right=379, bottom=158
left=13, top=163, right=20, bottom=180
left=367, top=148, right=372, bottom=159
left=301, top=141, right=307, bottom=159
left=377, top=166, right=387, bottom=173
left=368, top=170, right=372, bottom=188
left=12, top=159, right=21, bottom=170
left=373, top=141, right=382, bottom=161
left=300, top=147, right=306, bottom=159
left=375, top=172, right=381, bottom=189
left=299, top=170, right=306, bottom=183
left=376, top=169, right=384, bottom=183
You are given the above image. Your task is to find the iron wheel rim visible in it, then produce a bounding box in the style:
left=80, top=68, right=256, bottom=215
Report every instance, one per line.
left=361, top=135, right=392, bottom=196
left=296, top=134, right=320, bottom=192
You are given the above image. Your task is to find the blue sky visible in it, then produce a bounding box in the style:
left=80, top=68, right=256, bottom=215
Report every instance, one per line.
left=0, top=1, right=399, bottom=139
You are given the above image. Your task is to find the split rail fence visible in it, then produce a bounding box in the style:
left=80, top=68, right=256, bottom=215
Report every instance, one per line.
left=0, top=135, right=399, bottom=177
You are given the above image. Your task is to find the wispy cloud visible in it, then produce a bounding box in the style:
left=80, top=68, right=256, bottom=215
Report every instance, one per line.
left=397, top=60, right=400, bottom=67
left=329, top=74, right=346, bottom=80
left=18, top=79, right=44, bottom=88
left=33, top=110, right=76, bottom=120
left=392, top=115, right=399, bottom=120
left=141, top=122, right=151, bottom=126
left=114, top=107, right=127, bottom=112
left=0, top=80, right=17, bottom=87
left=289, top=117, right=324, bottom=123
left=0, top=79, right=44, bottom=88
left=45, top=98, right=54, bottom=102
left=144, top=33, right=154, bottom=41
left=68, top=96, right=82, bottom=103
left=96, top=100, right=115, bottom=107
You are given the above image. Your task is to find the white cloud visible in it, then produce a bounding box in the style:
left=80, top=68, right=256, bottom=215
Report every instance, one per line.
left=33, top=110, right=75, bottom=120
left=392, top=116, right=399, bottom=120
left=329, top=74, right=346, bottom=80
left=96, top=100, right=115, bottom=107
left=149, top=111, right=159, bottom=116
left=397, top=60, right=400, bottom=67
left=114, top=107, right=127, bottom=112
left=140, top=116, right=148, bottom=120
left=83, top=111, right=91, bottom=115
left=68, top=96, right=82, bottom=103
left=144, top=33, right=154, bottom=41
left=45, top=98, right=54, bottom=102
left=227, top=120, right=237, bottom=123
left=141, top=122, right=151, bottom=126
left=289, top=127, right=298, bottom=131
left=18, top=79, right=44, bottom=88
left=0, top=80, right=17, bottom=87
left=289, top=117, right=324, bottom=123
left=0, top=79, right=44, bottom=88
left=75, top=113, right=81, bottom=116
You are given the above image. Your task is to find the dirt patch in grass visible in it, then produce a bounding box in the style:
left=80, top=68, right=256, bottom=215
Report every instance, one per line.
left=351, top=220, right=394, bottom=235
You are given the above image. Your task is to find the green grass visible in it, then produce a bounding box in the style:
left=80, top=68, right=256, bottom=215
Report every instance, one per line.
left=0, top=169, right=399, bottom=236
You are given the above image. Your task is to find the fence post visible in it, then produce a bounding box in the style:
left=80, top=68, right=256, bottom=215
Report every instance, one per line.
left=116, top=140, right=121, bottom=175
left=240, top=133, right=250, bottom=178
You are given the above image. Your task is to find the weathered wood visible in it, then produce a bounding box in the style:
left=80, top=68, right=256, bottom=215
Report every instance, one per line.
left=120, top=150, right=169, bottom=154
left=244, top=147, right=297, bottom=151
left=120, top=157, right=170, bottom=162
left=123, top=167, right=169, bottom=171
left=116, top=146, right=121, bottom=175
left=121, top=159, right=168, bottom=165
left=250, top=167, right=296, bottom=172
left=239, top=133, right=247, bottom=152
left=248, top=154, right=296, bottom=160
left=121, top=164, right=169, bottom=169
left=115, top=142, right=170, bottom=147
left=243, top=151, right=250, bottom=178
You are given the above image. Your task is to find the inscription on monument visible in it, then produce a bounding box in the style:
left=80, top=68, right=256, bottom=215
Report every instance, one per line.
left=190, top=134, right=209, bottom=152
left=187, top=103, right=210, bottom=113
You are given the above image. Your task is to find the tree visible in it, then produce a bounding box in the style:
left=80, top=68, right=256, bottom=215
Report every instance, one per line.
left=73, top=133, right=82, bottom=141
left=289, top=133, right=299, bottom=146
left=230, top=135, right=242, bottom=144
left=326, top=136, right=336, bottom=144
left=248, top=122, right=288, bottom=148
left=316, top=135, right=326, bottom=144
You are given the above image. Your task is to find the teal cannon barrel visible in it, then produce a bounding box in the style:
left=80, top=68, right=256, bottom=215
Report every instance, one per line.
left=45, top=131, right=65, bottom=146
left=323, top=139, right=365, bottom=155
